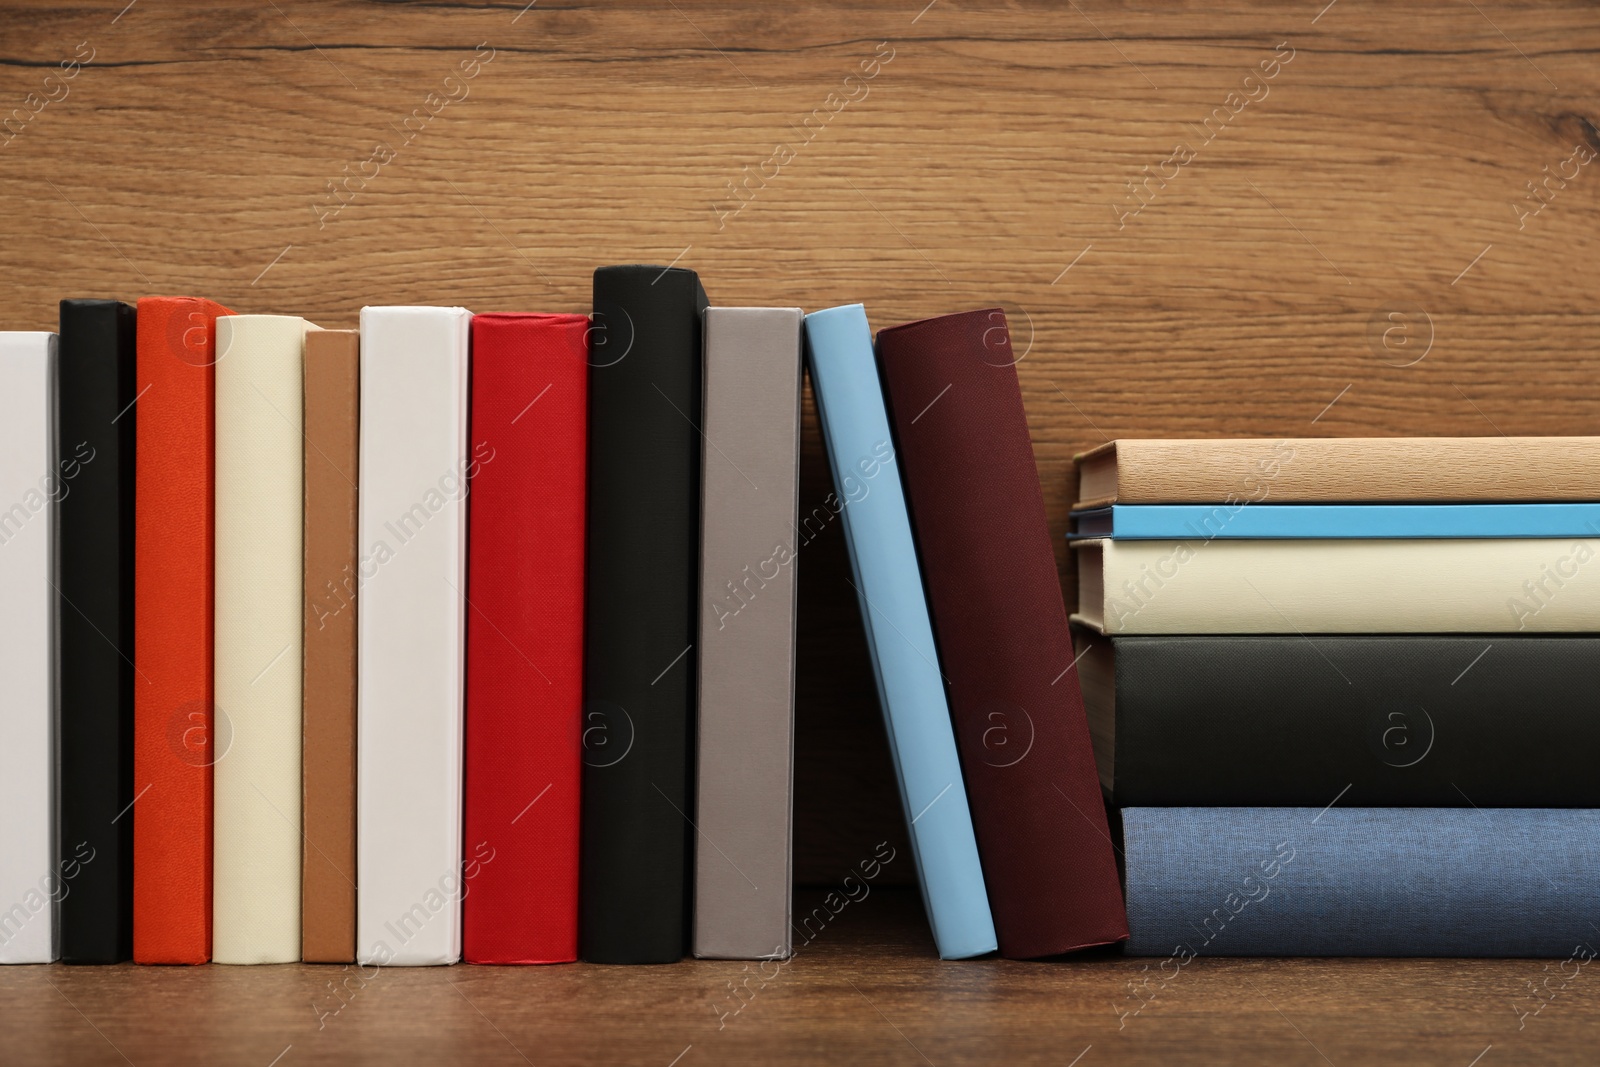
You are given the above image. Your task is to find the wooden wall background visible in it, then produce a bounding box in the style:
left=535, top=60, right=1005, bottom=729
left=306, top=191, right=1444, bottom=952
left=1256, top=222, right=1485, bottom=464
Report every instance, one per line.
left=3, top=0, right=1597, bottom=887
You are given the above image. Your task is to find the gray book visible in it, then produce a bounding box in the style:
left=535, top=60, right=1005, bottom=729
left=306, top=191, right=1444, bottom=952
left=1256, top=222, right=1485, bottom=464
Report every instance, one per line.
left=693, top=307, right=803, bottom=959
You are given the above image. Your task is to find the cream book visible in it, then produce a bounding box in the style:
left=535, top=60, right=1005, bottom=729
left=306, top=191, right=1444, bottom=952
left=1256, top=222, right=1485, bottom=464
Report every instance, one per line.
left=1074, top=437, right=1600, bottom=510
left=0, top=333, right=57, bottom=964
left=213, top=315, right=320, bottom=964
left=1074, top=537, right=1600, bottom=634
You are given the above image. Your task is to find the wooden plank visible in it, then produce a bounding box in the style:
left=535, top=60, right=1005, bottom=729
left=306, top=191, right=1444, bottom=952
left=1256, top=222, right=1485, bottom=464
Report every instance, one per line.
left=0, top=889, right=1587, bottom=1065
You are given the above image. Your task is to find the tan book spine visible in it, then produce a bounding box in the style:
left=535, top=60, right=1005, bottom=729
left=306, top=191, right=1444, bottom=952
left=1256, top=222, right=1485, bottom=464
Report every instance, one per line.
left=302, top=329, right=359, bottom=963
left=1074, top=437, right=1600, bottom=509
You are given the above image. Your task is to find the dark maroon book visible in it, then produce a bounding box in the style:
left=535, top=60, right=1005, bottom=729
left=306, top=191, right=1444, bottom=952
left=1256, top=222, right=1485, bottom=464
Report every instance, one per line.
left=875, top=308, right=1129, bottom=958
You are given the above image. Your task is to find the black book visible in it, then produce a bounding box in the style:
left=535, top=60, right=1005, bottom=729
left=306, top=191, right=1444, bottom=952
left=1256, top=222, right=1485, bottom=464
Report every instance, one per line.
left=1075, top=629, right=1600, bottom=807
left=56, top=299, right=137, bottom=963
left=581, top=265, right=707, bottom=963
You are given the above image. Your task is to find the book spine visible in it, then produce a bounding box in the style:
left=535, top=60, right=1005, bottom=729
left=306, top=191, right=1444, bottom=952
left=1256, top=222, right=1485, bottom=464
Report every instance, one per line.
left=56, top=301, right=136, bottom=964
left=1096, top=502, right=1600, bottom=540
left=876, top=308, right=1127, bottom=958
left=1124, top=807, right=1600, bottom=957
left=462, top=313, right=588, bottom=965
left=302, top=329, right=359, bottom=964
left=1083, top=537, right=1600, bottom=633
left=213, top=316, right=312, bottom=964
left=1096, top=436, right=1600, bottom=505
left=1111, top=634, right=1600, bottom=806
left=802, top=304, right=996, bottom=960
left=0, top=333, right=58, bottom=964
left=692, top=307, right=803, bottom=961
left=356, top=306, right=470, bottom=967
left=581, top=266, right=706, bottom=964
left=134, top=296, right=230, bottom=964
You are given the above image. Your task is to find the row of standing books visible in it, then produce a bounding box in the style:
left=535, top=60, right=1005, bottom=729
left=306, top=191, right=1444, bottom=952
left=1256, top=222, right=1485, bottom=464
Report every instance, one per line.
left=0, top=268, right=1128, bottom=966
left=1069, top=437, right=1600, bottom=963
left=14, top=271, right=1590, bottom=968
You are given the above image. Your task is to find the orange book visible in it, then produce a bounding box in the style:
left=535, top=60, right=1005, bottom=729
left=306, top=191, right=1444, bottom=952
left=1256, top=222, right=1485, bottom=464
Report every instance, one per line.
left=133, top=297, right=232, bottom=963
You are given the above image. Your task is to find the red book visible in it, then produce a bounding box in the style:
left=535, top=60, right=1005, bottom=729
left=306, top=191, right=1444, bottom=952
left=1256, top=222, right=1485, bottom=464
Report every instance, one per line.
left=133, top=296, right=232, bottom=963
left=876, top=308, right=1129, bottom=958
left=462, top=313, right=588, bottom=964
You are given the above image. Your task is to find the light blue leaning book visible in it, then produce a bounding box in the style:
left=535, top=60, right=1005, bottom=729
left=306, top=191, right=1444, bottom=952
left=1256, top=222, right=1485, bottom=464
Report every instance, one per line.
left=803, top=304, right=997, bottom=960
left=1071, top=502, right=1600, bottom=540
left=1124, top=807, right=1600, bottom=958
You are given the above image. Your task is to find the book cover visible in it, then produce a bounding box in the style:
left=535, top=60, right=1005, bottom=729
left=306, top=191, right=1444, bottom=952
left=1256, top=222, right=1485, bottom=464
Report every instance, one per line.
left=0, top=332, right=58, bottom=965
left=1124, top=807, right=1600, bottom=957
left=692, top=307, right=803, bottom=961
left=1074, top=437, right=1600, bottom=509
left=1074, top=536, right=1600, bottom=633
left=56, top=301, right=136, bottom=963
left=1076, top=631, right=1600, bottom=807
left=803, top=303, right=996, bottom=961
left=213, top=315, right=318, bottom=964
left=356, top=306, right=471, bottom=967
left=581, top=265, right=706, bottom=964
left=463, top=313, right=588, bottom=965
left=1070, top=502, right=1600, bottom=540
left=134, top=296, right=232, bottom=964
left=877, top=308, right=1127, bottom=959
left=302, top=329, right=359, bottom=964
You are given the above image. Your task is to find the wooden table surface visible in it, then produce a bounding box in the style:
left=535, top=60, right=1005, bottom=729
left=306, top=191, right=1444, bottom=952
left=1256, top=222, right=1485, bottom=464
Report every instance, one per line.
left=4, top=0, right=1598, bottom=1062
left=3, top=889, right=1594, bottom=1066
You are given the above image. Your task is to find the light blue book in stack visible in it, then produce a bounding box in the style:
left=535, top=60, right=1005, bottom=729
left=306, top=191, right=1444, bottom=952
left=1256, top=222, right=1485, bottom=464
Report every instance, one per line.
left=1070, top=502, right=1600, bottom=539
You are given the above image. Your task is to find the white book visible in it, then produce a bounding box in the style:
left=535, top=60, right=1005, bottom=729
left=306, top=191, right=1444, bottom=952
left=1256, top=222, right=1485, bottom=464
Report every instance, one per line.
left=213, top=315, right=319, bottom=964
left=1074, top=536, right=1600, bottom=634
left=0, top=332, right=57, bottom=964
left=356, top=306, right=471, bottom=966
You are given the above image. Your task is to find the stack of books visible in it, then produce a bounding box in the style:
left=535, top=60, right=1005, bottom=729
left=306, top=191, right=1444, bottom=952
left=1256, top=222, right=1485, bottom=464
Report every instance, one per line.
left=1070, top=437, right=1600, bottom=958
left=0, top=277, right=1130, bottom=967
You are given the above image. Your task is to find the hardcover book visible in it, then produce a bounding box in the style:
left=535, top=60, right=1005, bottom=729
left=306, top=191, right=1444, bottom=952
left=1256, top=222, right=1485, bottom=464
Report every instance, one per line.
left=1076, top=631, right=1600, bottom=806
left=1124, top=807, right=1600, bottom=957
left=356, top=306, right=471, bottom=967
left=134, top=296, right=233, bottom=964
left=213, top=315, right=319, bottom=964
left=693, top=307, right=803, bottom=961
left=582, top=265, right=707, bottom=964
left=877, top=308, right=1127, bottom=959
left=302, top=329, right=359, bottom=964
left=1073, top=536, right=1600, bottom=633
left=463, top=313, right=588, bottom=965
left=56, top=301, right=136, bottom=963
left=1074, top=437, right=1600, bottom=509
left=803, top=303, right=996, bottom=961
left=0, top=332, right=58, bottom=965
left=1070, top=502, right=1600, bottom=540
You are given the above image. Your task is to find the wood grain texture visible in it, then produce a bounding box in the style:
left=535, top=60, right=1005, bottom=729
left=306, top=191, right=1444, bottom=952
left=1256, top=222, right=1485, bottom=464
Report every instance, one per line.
left=2, top=0, right=1598, bottom=1056
left=6, top=0, right=1591, bottom=887
left=3, top=890, right=1595, bottom=1066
